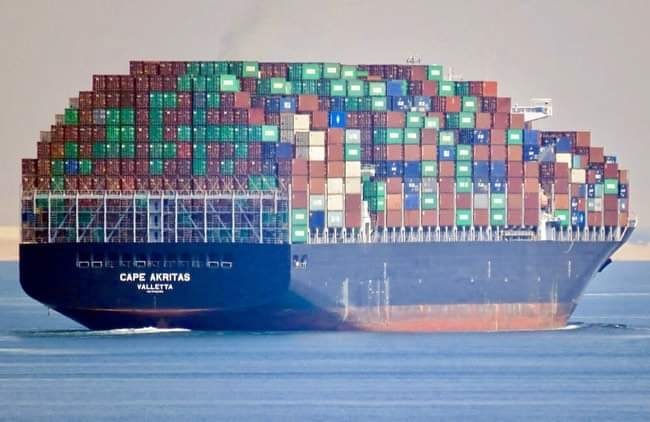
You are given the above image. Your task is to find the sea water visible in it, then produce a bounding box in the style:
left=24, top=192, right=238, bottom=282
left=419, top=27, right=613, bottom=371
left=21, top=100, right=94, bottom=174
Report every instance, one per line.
left=0, top=262, right=649, bottom=421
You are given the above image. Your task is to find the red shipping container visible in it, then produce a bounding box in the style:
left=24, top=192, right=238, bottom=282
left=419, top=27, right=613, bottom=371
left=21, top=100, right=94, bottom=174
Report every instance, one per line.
left=79, top=126, right=93, bottom=142
left=619, top=170, right=629, bottom=184
left=475, top=112, right=492, bottom=129
left=386, top=112, right=405, bottom=128
left=163, top=160, right=176, bottom=176
left=619, top=212, right=629, bottom=227
left=207, top=159, right=220, bottom=176
left=508, top=178, right=523, bottom=193
left=421, top=210, right=437, bottom=226
left=92, top=176, right=106, bottom=190
left=491, top=129, right=506, bottom=145
left=576, top=131, right=591, bottom=147
left=78, top=176, right=93, bottom=190
left=327, top=161, right=344, bottom=178
left=309, top=177, right=325, bottom=194
left=473, top=209, right=489, bottom=226
left=121, top=176, right=135, bottom=191
left=604, top=196, right=618, bottom=210
left=524, top=178, right=539, bottom=193
left=507, top=209, right=523, bottom=226
left=554, top=178, right=569, bottom=194
left=439, top=162, right=455, bottom=178
left=291, top=175, right=307, bottom=191
left=135, top=159, right=148, bottom=175
left=79, top=92, right=93, bottom=109
left=386, top=210, right=402, bottom=228
left=604, top=163, right=618, bottom=178
left=524, top=193, right=538, bottom=208
left=234, top=91, right=251, bottom=109
left=37, top=142, right=50, bottom=159
left=421, top=128, right=437, bottom=145
left=22, top=159, right=37, bottom=175
left=387, top=145, right=403, bottom=160
left=79, top=110, right=93, bottom=125
left=22, top=176, right=36, bottom=190
left=510, top=113, right=525, bottom=129
left=508, top=146, right=523, bottom=162
left=37, top=159, right=50, bottom=176
left=604, top=211, right=618, bottom=227
left=345, top=211, right=361, bottom=228
left=121, top=159, right=135, bottom=175
left=93, top=160, right=106, bottom=176
left=554, top=163, right=569, bottom=179
left=524, top=162, right=539, bottom=178
left=444, top=96, right=461, bottom=113
left=386, top=177, right=402, bottom=194
left=439, top=193, right=454, bottom=209
left=508, top=161, right=523, bottom=178
left=291, top=159, right=308, bottom=176
left=36, top=176, right=50, bottom=190
left=309, top=161, right=325, bottom=177
left=135, top=176, right=148, bottom=190
left=421, top=81, right=438, bottom=96
left=327, top=128, right=344, bottom=144
left=524, top=208, right=539, bottom=226
left=482, top=81, right=498, bottom=97
left=404, top=145, right=421, bottom=160
left=312, top=111, right=328, bottom=129
left=589, top=147, right=604, bottom=163
left=404, top=210, right=420, bottom=227
left=588, top=212, right=602, bottom=227
left=106, top=176, right=121, bottom=190
left=492, top=113, right=510, bottom=129
left=496, top=97, right=511, bottom=113
left=105, top=92, right=120, bottom=108
left=439, top=209, right=454, bottom=226
left=456, top=193, right=471, bottom=209
left=473, top=145, right=489, bottom=161
left=345, top=194, right=362, bottom=211
left=247, top=108, right=264, bottom=125
left=105, top=159, right=120, bottom=176
left=554, top=194, right=569, bottom=209
left=298, top=95, right=318, bottom=112
left=291, top=191, right=309, bottom=208
left=92, top=126, right=106, bottom=142
left=327, top=144, right=344, bottom=161
left=439, top=178, right=454, bottom=194
left=234, top=160, right=248, bottom=176
left=148, top=176, right=163, bottom=190
left=421, top=144, right=437, bottom=160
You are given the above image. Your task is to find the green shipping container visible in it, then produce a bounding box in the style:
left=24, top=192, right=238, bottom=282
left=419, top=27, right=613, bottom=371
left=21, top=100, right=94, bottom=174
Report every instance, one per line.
left=427, top=64, right=443, bottom=80
left=347, top=80, right=365, bottom=97
left=178, top=125, right=192, bottom=141
left=92, top=143, right=106, bottom=158
left=386, top=128, right=404, bottom=144
left=193, top=109, right=206, bottom=125
left=149, top=125, right=163, bottom=142
left=149, top=159, right=163, bottom=176
left=64, top=142, right=78, bottom=159
left=421, top=161, right=438, bottom=177
left=462, top=97, right=478, bottom=112
left=220, top=75, right=240, bottom=92
left=456, top=209, right=472, bottom=226
left=50, top=176, right=64, bottom=190
left=456, top=162, right=472, bottom=177
left=105, top=109, right=120, bottom=125
left=106, top=126, right=120, bottom=142
left=105, top=143, right=120, bottom=158
left=193, top=126, right=206, bottom=142
left=292, top=209, right=309, bottom=226
left=340, top=65, right=357, bottom=79
left=459, top=112, right=475, bottom=128
left=242, top=62, right=259, bottom=78
left=456, top=177, right=472, bottom=193
left=206, top=92, right=220, bottom=108
left=51, top=160, right=64, bottom=176
left=79, top=159, right=92, bottom=175
left=221, top=160, right=234, bottom=175
left=149, top=92, right=163, bottom=108
left=64, top=108, right=78, bottom=125
left=163, top=92, right=177, bottom=108
left=330, top=79, right=346, bottom=96
left=369, top=81, right=386, bottom=96
left=491, top=193, right=506, bottom=209
left=120, top=126, right=135, bottom=142
left=368, top=197, right=385, bottom=212
left=424, top=116, right=440, bottom=129
left=406, top=112, right=425, bottom=128
left=234, top=143, right=248, bottom=158
left=149, top=109, right=163, bottom=126
left=291, top=225, right=309, bottom=243
left=363, top=181, right=386, bottom=198
left=438, top=80, right=456, bottom=96
left=149, top=143, right=162, bottom=159
left=371, top=97, right=388, bottom=111
left=192, top=159, right=206, bottom=176
left=344, top=144, right=361, bottom=161
left=163, top=143, right=177, bottom=159
left=421, top=193, right=437, bottom=210
left=261, top=125, right=279, bottom=142
left=192, top=76, right=206, bottom=92
left=120, top=108, right=134, bottom=125
left=120, top=142, right=135, bottom=158
left=193, top=143, right=207, bottom=159
left=490, top=210, right=506, bottom=226
left=323, top=63, right=340, bottom=79
left=554, top=209, right=570, bottom=227
left=301, top=63, right=322, bottom=80
left=604, top=179, right=619, bottom=195
left=507, top=129, right=523, bottom=145
left=403, top=128, right=420, bottom=144
left=456, top=145, right=472, bottom=161
left=438, top=131, right=455, bottom=145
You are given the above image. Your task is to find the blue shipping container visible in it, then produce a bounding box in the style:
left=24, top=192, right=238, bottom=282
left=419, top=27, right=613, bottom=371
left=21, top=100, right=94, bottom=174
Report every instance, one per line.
left=64, top=160, right=79, bottom=175
left=403, top=161, right=421, bottom=178
left=390, top=96, right=413, bottom=111
left=571, top=211, right=586, bottom=228
left=264, top=97, right=281, bottom=113
left=491, top=179, right=506, bottom=193
left=539, top=146, right=555, bottom=162
left=404, top=193, right=420, bottom=210
left=277, top=143, right=293, bottom=159
left=329, top=97, right=346, bottom=112
left=404, top=180, right=420, bottom=194
left=473, top=160, right=490, bottom=179
left=385, top=161, right=404, bottom=177
left=474, top=129, right=490, bottom=145
left=309, top=211, right=325, bottom=231
left=192, top=92, right=206, bottom=108
left=490, top=161, right=507, bottom=179
left=555, top=136, right=572, bottom=153
left=459, top=129, right=474, bottom=145
left=523, top=130, right=539, bottom=146
left=412, top=96, right=432, bottom=111
left=329, top=111, right=347, bottom=128
left=438, top=146, right=456, bottom=161
left=261, top=143, right=277, bottom=159
left=387, top=80, right=406, bottom=97
left=280, top=96, right=297, bottom=112
left=524, top=145, right=540, bottom=161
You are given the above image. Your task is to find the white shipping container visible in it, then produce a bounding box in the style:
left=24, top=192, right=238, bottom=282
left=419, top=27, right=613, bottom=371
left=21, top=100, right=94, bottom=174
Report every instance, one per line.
left=308, top=146, right=325, bottom=161
left=344, top=178, right=361, bottom=194
left=309, top=195, right=325, bottom=211
left=294, top=114, right=311, bottom=131
left=327, top=211, right=344, bottom=228
left=309, top=131, right=326, bottom=146
left=327, top=194, right=344, bottom=211
left=345, top=161, right=361, bottom=178
left=556, top=153, right=573, bottom=168
left=474, top=194, right=489, bottom=209
left=345, top=129, right=361, bottom=144
left=327, top=178, right=344, bottom=194
left=571, top=169, right=586, bottom=184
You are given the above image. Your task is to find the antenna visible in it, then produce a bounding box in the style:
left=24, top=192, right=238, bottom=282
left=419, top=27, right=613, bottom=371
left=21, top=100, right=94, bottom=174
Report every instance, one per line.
left=406, top=55, right=421, bottom=65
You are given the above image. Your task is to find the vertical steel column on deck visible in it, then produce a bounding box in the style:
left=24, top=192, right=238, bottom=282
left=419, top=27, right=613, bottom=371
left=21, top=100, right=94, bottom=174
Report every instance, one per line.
left=47, top=192, right=52, bottom=243
left=146, top=192, right=150, bottom=243
left=174, top=193, right=178, bottom=243
left=75, top=192, right=79, bottom=242
left=259, top=192, right=263, bottom=244
left=132, top=193, right=136, bottom=242
left=231, top=191, right=235, bottom=242
left=103, top=192, right=107, bottom=242
left=288, top=184, right=292, bottom=245
left=203, top=192, right=208, bottom=243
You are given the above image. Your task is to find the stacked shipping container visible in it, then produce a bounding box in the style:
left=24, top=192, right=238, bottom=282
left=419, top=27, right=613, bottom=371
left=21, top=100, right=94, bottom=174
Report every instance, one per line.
left=21, top=61, right=630, bottom=243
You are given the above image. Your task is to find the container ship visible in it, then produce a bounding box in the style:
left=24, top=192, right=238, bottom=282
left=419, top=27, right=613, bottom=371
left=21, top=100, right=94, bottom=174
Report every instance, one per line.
left=19, top=60, right=634, bottom=331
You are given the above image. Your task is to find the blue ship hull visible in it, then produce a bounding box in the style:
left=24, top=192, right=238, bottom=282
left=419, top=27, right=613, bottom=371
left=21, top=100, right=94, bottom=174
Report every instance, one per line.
left=19, top=236, right=628, bottom=332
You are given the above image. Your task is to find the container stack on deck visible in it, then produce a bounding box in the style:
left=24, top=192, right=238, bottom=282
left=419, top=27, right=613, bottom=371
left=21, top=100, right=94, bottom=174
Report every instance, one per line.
left=20, top=61, right=629, bottom=244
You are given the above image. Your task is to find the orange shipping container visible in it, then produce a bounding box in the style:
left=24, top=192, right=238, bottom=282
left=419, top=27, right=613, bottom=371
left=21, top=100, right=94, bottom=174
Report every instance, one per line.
left=387, top=145, right=403, bottom=160
left=510, top=113, right=525, bottom=129
left=507, top=145, right=523, bottom=161
left=404, top=210, right=420, bottom=227
left=309, top=161, right=325, bottom=177
left=309, top=177, right=326, bottom=194
left=386, top=112, right=405, bottom=128
left=421, top=144, right=437, bottom=160
left=327, top=128, right=344, bottom=144
left=490, top=129, right=506, bottom=145
left=326, top=161, right=344, bottom=178
left=404, top=144, right=421, bottom=160
left=524, top=162, right=539, bottom=178
left=475, top=113, right=492, bottom=129
left=386, top=177, right=402, bottom=194
left=473, top=145, right=490, bottom=161
left=421, top=210, right=437, bottom=226
left=507, top=209, right=523, bottom=226
left=439, top=162, right=455, bottom=178
left=554, top=194, right=569, bottom=209
left=421, top=128, right=437, bottom=145
left=386, top=210, right=402, bottom=228
left=473, top=209, right=489, bottom=226
left=576, top=131, right=591, bottom=147
left=524, top=178, right=539, bottom=193
left=439, top=209, right=454, bottom=226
